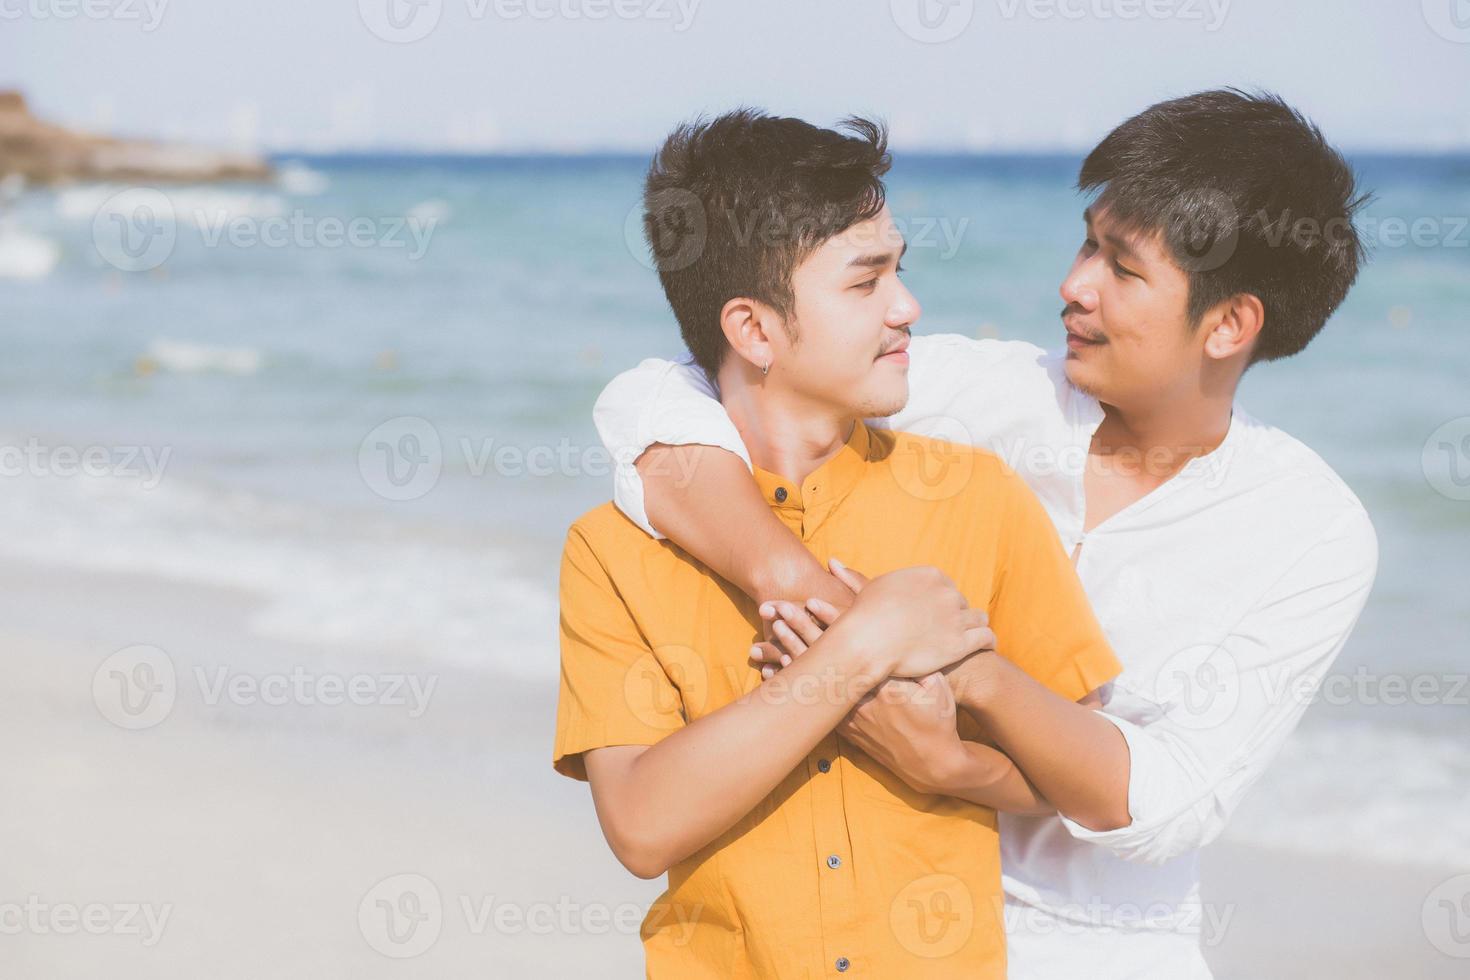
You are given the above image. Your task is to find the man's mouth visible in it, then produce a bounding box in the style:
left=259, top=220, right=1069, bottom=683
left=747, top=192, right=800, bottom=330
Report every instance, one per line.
left=877, top=334, right=911, bottom=364
left=1062, top=313, right=1105, bottom=350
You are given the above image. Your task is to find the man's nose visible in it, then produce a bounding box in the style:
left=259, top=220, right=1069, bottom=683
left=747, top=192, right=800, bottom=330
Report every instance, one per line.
left=888, top=280, right=921, bottom=327
left=1059, top=261, right=1099, bottom=311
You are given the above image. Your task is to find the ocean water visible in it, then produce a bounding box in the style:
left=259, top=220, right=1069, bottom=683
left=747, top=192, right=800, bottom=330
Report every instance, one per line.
left=5, top=154, right=1468, bottom=866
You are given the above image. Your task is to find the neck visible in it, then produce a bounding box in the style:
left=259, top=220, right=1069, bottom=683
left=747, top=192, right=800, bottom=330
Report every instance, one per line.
left=717, top=362, right=855, bottom=485
left=1094, top=383, right=1234, bottom=477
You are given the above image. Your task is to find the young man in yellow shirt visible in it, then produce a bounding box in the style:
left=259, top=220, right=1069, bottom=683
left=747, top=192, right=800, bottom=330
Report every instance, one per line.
left=553, top=110, right=1125, bottom=978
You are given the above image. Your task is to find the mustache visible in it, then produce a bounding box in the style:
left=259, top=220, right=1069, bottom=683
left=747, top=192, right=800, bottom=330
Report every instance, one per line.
left=1060, top=307, right=1104, bottom=341
left=878, top=329, right=911, bottom=357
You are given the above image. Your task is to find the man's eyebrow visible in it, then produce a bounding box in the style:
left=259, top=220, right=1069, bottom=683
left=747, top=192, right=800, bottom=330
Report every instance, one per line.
left=1103, top=231, right=1140, bottom=262
left=846, top=240, right=908, bottom=269
left=1083, top=208, right=1142, bottom=262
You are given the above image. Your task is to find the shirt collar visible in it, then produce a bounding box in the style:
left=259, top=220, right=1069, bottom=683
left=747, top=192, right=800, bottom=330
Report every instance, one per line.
left=752, top=422, right=872, bottom=537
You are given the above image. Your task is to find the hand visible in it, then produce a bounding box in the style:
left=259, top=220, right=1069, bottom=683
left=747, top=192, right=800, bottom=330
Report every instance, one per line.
left=841, top=564, right=993, bottom=678
left=838, top=673, right=965, bottom=795
left=752, top=559, right=993, bottom=680
left=752, top=557, right=860, bottom=679
left=940, top=648, right=1000, bottom=715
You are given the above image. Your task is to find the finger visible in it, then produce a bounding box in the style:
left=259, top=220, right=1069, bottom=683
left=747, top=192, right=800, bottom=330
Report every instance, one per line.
left=771, top=618, right=809, bottom=657
left=828, top=556, right=869, bottom=593
left=805, top=597, right=842, bottom=627
left=963, top=626, right=996, bottom=654
left=759, top=602, right=778, bottom=643
left=961, top=608, right=991, bottom=631
left=749, top=641, right=785, bottom=666
left=773, top=601, right=824, bottom=646
left=761, top=664, right=775, bottom=681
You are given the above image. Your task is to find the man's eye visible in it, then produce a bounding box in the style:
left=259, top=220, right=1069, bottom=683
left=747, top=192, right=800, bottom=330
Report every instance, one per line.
left=1082, top=237, right=1099, bottom=252
left=1113, top=261, right=1138, bottom=279
left=855, top=278, right=879, bottom=291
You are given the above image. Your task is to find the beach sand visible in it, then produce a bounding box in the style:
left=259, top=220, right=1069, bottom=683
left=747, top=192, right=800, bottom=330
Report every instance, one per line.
left=4, top=559, right=1458, bottom=977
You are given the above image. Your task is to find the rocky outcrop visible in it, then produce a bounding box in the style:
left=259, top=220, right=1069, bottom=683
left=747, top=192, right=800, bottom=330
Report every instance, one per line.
left=0, top=91, right=272, bottom=184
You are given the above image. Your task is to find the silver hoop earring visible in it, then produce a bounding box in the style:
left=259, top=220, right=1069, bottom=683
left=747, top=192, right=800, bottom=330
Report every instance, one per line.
left=761, top=360, right=770, bottom=377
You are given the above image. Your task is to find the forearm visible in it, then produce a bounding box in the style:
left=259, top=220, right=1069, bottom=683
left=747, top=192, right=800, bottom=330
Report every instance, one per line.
left=931, top=739, right=1055, bottom=815
left=612, top=618, right=887, bottom=874
left=960, top=658, right=1131, bottom=831
left=637, top=444, right=838, bottom=604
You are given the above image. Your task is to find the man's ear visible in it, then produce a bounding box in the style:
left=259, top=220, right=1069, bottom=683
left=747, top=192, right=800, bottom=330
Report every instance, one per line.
left=719, top=296, right=781, bottom=373
left=1202, top=292, right=1265, bottom=363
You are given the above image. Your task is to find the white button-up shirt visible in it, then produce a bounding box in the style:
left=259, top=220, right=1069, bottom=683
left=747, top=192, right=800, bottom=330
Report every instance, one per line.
left=592, top=333, right=1378, bottom=979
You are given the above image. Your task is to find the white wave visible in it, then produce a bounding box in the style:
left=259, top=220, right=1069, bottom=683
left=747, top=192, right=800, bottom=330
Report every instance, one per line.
left=1224, top=721, right=1470, bottom=869
left=55, top=185, right=287, bottom=225
left=0, top=220, right=60, bottom=279
left=144, top=338, right=263, bottom=376
left=0, top=459, right=556, bottom=678
left=276, top=161, right=330, bottom=196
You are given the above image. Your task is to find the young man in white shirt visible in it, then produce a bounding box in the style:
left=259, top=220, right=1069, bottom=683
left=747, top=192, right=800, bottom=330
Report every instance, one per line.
left=591, top=89, right=1378, bottom=978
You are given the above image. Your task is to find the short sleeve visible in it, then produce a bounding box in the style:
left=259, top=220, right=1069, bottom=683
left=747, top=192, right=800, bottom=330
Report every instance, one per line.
left=986, top=467, right=1121, bottom=701
left=553, top=522, right=687, bottom=780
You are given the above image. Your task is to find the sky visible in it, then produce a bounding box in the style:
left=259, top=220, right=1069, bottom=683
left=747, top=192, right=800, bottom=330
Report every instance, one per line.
left=3, top=0, right=1469, bottom=153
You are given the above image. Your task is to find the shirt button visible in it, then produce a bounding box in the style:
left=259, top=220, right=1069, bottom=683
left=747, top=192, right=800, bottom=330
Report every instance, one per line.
left=817, top=758, right=831, bottom=773
left=774, top=486, right=788, bottom=502
left=826, top=854, right=842, bottom=869
left=835, top=956, right=850, bottom=972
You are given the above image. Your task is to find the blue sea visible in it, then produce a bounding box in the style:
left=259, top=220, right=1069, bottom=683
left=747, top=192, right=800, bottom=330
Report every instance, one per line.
left=5, top=153, right=1468, bottom=868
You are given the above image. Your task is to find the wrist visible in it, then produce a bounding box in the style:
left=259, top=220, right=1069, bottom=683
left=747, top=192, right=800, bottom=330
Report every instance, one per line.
left=751, top=552, right=815, bottom=604
left=919, top=736, right=972, bottom=795
left=951, top=654, right=1003, bottom=716
left=822, top=613, right=892, bottom=695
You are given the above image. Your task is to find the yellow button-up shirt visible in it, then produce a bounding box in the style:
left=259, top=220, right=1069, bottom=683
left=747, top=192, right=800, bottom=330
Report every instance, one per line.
left=554, top=422, right=1120, bottom=978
